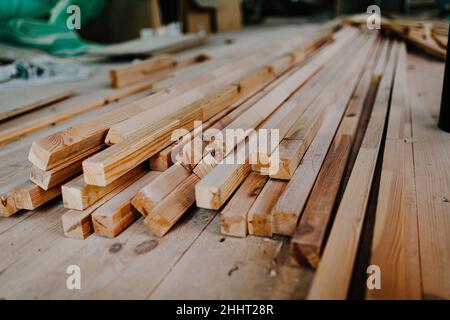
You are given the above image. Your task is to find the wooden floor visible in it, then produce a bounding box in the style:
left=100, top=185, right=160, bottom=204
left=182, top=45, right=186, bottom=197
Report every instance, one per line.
left=0, top=24, right=448, bottom=299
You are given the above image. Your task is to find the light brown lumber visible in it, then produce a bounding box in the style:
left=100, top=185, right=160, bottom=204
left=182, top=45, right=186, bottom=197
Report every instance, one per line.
left=195, top=33, right=364, bottom=210
left=212, top=27, right=359, bottom=149
left=82, top=116, right=186, bottom=187
left=12, top=181, right=61, bottom=211
left=408, top=52, right=450, bottom=299
left=105, top=40, right=292, bottom=144
left=104, top=26, right=346, bottom=145
left=28, top=81, right=196, bottom=171
left=366, top=44, right=421, bottom=299
left=0, top=192, right=19, bottom=217
left=149, top=87, right=258, bottom=171
left=28, top=88, right=163, bottom=171
left=30, top=145, right=105, bottom=191
left=220, top=172, right=267, bottom=238
left=82, top=37, right=303, bottom=187
left=291, top=39, right=381, bottom=268
left=247, top=179, right=287, bottom=237
left=307, top=41, right=399, bottom=300
left=110, top=55, right=173, bottom=88
left=92, top=171, right=160, bottom=238
left=0, top=89, right=74, bottom=122
left=27, top=25, right=337, bottom=171
left=143, top=173, right=200, bottom=237
left=62, top=164, right=146, bottom=210
left=131, top=163, right=191, bottom=215
left=0, top=80, right=156, bottom=146
left=192, top=30, right=359, bottom=180
left=271, top=35, right=378, bottom=236
left=195, top=149, right=252, bottom=210
left=61, top=166, right=148, bottom=239
left=253, top=33, right=372, bottom=176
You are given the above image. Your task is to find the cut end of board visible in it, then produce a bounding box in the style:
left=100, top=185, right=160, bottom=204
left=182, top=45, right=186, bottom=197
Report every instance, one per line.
left=82, top=160, right=108, bottom=187
left=0, top=193, right=19, bottom=217
left=195, top=183, right=221, bottom=210
left=104, top=128, right=124, bottom=145
left=28, top=141, right=52, bottom=171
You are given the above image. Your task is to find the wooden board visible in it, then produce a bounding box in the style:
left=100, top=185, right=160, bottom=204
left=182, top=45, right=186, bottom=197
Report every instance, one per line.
left=0, top=89, right=73, bottom=122
left=220, top=172, right=267, bottom=237
left=92, top=171, right=160, bottom=238
left=110, top=55, right=174, bottom=88
left=62, top=164, right=146, bottom=210
left=247, top=179, right=287, bottom=237
left=307, top=41, right=399, bottom=300
left=291, top=38, right=381, bottom=268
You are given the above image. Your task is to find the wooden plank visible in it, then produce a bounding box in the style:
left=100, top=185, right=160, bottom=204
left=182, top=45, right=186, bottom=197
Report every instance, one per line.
left=104, top=26, right=346, bottom=145
left=0, top=192, right=19, bottom=218
left=407, top=52, right=450, bottom=299
left=143, top=174, right=200, bottom=237
left=62, top=164, right=146, bottom=210
left=270, top=35, right=378, bottom=236
left=247, top=179, right=287, bottom=237
left=92, top=171, right=160, bottom=238
left=291, top=38, right=381, bottom=268
left=12, top=181, right=61, bottom=211
left=110, top=55, right=173, bottom=88
left=212, top=28, right=359, bottom=150
left=220, top=172, right=267, bottom=238
left=61, top=168, right=147, bottom=239
left=83, top=29, right=333, bottom=187
left=30, top=145, right=105, bottom=190
left=0, top=89, right=74, bottom=122
left=27, top=26, right=337, bottom=171
left=307, top=41, right=399, bottom=300
left=260, top=34, right=373, bottom=178
left=131, top=163, right=191, bottom=215
left=0, top=80, right=156, bottom=146
left=367, top=43, right=422, bottom=299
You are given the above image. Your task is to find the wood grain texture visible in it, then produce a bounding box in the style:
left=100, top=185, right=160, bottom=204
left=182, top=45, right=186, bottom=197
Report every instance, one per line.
left=92, top=171, right=160, bottom=238
left=408, top=52, right=450, bottom=300
left=132, top=163, right=191, bottom=215
left=62, top=164, right=146, bottom=210
left=61, top=167, right=147, bottom=239
left=271, top=35, right=377, bottom=236
left=307, top=41, right=399, bottom=300
left=291, top=38, right=381, bottom=268
left=144, top=174, right=200, bottom=237
left=0, top=89, right=73, bottom=122
left=110, top=55, right=173, bottom=88
left=220, top=172, right=267, bottom=237
left=247, top=179, right=287, bottom=237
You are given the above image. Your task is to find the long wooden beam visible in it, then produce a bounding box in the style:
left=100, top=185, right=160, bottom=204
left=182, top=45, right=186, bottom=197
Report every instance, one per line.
left=271, top=34, right=378, bottom=236
left=291, top=39, right=382, bottom=268
left=307, top=41, right=399, bottom=300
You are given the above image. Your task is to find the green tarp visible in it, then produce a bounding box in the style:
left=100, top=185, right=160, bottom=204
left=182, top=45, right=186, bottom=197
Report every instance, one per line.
left=0, top=0, right=105, bottom=56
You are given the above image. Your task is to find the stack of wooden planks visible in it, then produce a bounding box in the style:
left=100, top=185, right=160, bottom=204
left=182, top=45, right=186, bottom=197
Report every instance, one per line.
left=0, top=18, right=447, bottom=300
left=343, top=14, right=448, bottom=60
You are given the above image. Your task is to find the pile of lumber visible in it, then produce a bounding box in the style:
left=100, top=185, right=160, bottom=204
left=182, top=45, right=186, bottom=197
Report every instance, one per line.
left=0, top=18, right=445, bottom=299
left=343, top=14, right=448, bottom=60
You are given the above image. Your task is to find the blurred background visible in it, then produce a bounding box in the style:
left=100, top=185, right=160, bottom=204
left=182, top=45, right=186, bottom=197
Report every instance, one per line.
left=0, top=0, right=449, bottom=52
